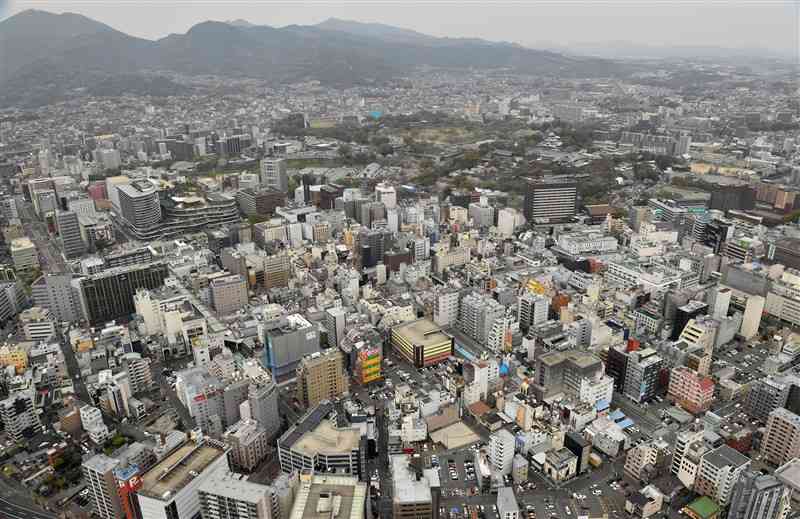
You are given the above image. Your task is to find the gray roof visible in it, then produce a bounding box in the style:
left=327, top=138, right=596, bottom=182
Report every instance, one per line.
left=496, top=487, right=519, bottom=514
left=703, top=445, right=750, bottom=470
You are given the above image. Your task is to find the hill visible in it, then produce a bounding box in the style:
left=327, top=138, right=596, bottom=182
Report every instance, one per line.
left=0, top=10, right=630, bottom=107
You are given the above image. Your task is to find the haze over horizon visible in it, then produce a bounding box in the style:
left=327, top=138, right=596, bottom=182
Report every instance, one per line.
left=2, top=0, right=798, bottom=58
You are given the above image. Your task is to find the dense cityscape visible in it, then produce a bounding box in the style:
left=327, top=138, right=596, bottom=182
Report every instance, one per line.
left=0, top=5, right=799, bottom=519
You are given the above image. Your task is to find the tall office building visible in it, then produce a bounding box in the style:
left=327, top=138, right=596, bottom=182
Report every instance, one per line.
left=210, top=274, right=248, bottom=316
left=224, top=419, right=271, bottom=472
left=623, top=348, right=663, bottom=403
left=523, top=177, right=578, bottom=223
left=260, top=158, right=288, bottom=193
left=728, top=470, right=790, bottom=519
left=325, top=307, right=346, bottom=348
left=518, top=292, right=550, bottom=332
left=135, top=438, right=230, bottom=519
left=694, top=445, right=750, bottom=506
left=459, top=292, right=505, bottom=346
left=31, top=273, right=82, bottom=322
left=248, top=379, right=281, bottom=439
left=117, top=180, right=162, bottom=239
left=433, top=289, right=460, bottom=327
left=391, top=454, right=438, bottom=519
left=82, top=454, right=123, bottom=519
left=56, top=210, right=86, bottom=259
left=295, top=349, right=349, bottom=409
left=199, top=470, right=274, bottom=519
left=263, top=314, right=321, bottom=382
left=0, top=389, right=42, bottom=442
left=762, top=407, right=800, bottom=467
left=489, top=429, right=515, bottom=475
left=78, top=262, right=169, bottom=325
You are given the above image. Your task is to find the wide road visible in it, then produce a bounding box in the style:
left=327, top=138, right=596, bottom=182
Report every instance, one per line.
left=0, top=496, right=57, bottom=519
left=16, top=196, right=67, bottom=274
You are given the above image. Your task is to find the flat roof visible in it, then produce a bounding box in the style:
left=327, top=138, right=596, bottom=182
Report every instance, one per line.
left=292, top=420, right=361, bottom=457
left=199, top=470, right=269, bottom=504
left=289, top=474, right=366, bottom=519
left=393, top=318, right=450, bottom=347
left=138, top=440, right=226, bottom=500
left=391, top=455, right=432, bottom=504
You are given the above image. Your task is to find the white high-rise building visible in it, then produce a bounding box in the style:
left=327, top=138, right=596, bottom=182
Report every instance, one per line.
left=82, top=454, right=123, bottom=519
left=518, top=292, right=549, bottom=332
left=0, top=390, right=42, bottom=442
left=375, top=183, right=397, bottom=209
left=434, top=289, right=460, bottom=327
left=260, top=158, right=288, bottom=193
left=199, top=470, right=274, bottom=519
left=80, top=405, right=111, bottom=444
left=489, top=429, right=515, bottom=475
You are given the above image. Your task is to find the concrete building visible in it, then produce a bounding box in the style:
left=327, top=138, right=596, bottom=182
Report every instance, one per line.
left=459, top=292, right=505, bottom=346
left=624, top=439, right=670, bottom=483
left=135, top=437, right=230, bottom=519
left=80, top=405, right=110, bottom=444
left=263, top=314, right=320, bottom=382
left=489, top=429, right=515, bottom=475
left=433, top=289, right=460, bottom=327
left=286, top=471, right=367, bottom=519
left=694, top=445, right=751, bottom=506
left=56, top=210, right=86, bottom=259
left=0, top=389, right=42, bottom=442
left=668, top=367, right=715, bottom=415
left=325, top=306, right=346, bottom=348
left=728, top=470, right=790, bottom=519
left=391, top=318, right=453, bottom=368
left=199, top=470, right=274, bottom=519
left=544, top=448, right=578, bottom=483
left=295, top=349, right=349, bottom=409
left=517, top=292, right=549, bottom=333
left=117, top=180, right=162, bottom=240
left=31, top=273, right=82, bottom=323
left=10, top=237, right=38, bottom=271
left=496, top=487, right=519, bottom=519
left=623, top=348, right=663, bottom=403
left=523, top=177, right=577, bottom=223
left=260, top=158, right=288, bottom=193
left=224, top=419, right=271, bottom=472
left=82, top=454, right=123, bottom=519
left=236, top=187, right=286, bottom=217
left=210, top=274, right=248, bottom=316
left=278, top=402, right=365, bottom=479
left=18, top=305, right=56, bottom=341
left=78, top=261, right=169, bottom=325
left=391, top=454, right=439, bottom=519
left=762, top=407, right=800, bottom=466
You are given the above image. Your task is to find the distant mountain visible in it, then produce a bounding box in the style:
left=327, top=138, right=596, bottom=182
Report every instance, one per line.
left=545, top=40, right=793, bottom=62
left=315, top=17, right=439, bottom=45
left=0, top=10, right=631, bottom=108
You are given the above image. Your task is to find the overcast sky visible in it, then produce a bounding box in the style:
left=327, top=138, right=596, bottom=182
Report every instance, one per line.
left=2, top=0, right=799, bottom=55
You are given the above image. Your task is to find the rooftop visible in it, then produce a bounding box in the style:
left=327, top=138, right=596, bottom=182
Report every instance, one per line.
left=289, top=473, right=367, bottom=519
left=393, top=318, right=450, bottom=347
left=138, top=440, right=227, bottom=500
left=198, top=470, right=269, bottom=504
left=391, top=455, right=432, bottom=504
left=292, top=419, right=361, bottom=457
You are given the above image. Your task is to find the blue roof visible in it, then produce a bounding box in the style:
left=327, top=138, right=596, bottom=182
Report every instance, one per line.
left=617, top=418, right=635, bottom=429
left=596, top=399, right=611, bottom=411
left=609, top=409, right=625, bottom=421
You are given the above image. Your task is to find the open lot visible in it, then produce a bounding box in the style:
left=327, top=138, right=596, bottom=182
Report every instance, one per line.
left=431, top=422, right=481, bottom=450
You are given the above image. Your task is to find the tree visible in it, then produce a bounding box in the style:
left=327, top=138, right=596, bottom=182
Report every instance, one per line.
left=337, top=144, right=352, bottom=158
left=378, top=143, right=394, bottom=156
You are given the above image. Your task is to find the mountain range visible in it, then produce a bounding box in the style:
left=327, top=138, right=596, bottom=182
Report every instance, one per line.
left=0, top=9, right=627, bottom=108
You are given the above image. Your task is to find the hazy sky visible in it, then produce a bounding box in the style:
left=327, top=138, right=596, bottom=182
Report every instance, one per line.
left=2, top=0, right=799, bottom=54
